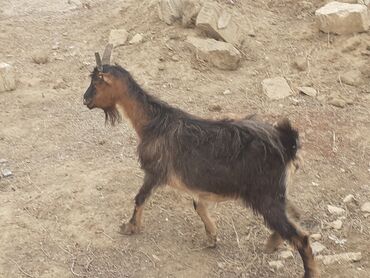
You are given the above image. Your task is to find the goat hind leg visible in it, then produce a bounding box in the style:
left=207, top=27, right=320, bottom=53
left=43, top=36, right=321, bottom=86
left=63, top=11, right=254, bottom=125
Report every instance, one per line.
left=120, top=174, right=159, bottom=235
left=193, top=199, right=217, bottom=248
left=265, top=199, right=301, bottom=252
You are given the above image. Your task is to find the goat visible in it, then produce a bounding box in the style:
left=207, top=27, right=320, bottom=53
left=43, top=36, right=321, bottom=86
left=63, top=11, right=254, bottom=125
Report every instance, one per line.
left=83, top=45, right=318, bottom=278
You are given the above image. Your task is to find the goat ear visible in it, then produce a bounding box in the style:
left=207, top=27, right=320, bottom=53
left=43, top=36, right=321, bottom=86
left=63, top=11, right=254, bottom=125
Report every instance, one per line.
left=99, top=73, right=113, bottom=86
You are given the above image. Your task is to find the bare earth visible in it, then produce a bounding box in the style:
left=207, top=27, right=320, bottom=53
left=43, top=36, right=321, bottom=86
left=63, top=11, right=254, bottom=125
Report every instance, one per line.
left=0, top=0, right=369, bottom=277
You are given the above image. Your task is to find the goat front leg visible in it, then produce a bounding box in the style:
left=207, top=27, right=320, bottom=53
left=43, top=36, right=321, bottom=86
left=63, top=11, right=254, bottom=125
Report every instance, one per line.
left=193, top=199, right=218, bottom=248
left=120, top=174, right=158, bottom=235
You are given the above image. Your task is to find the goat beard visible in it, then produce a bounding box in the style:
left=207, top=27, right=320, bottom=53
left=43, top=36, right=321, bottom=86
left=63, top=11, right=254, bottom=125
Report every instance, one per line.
left=104, top=106, right=121, bottom=126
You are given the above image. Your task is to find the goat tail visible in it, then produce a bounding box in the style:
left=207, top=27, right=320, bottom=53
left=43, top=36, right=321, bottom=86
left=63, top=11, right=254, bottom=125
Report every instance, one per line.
left=275, top=118, right=300, bottom=163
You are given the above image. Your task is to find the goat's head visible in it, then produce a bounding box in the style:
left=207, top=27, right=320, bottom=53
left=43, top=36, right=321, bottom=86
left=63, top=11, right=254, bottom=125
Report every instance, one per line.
left=83, top=44, right=121, bottom=124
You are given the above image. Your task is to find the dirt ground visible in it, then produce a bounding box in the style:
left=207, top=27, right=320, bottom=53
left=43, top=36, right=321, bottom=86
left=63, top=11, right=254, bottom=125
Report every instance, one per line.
left=0, top=0, right=369, bottom=277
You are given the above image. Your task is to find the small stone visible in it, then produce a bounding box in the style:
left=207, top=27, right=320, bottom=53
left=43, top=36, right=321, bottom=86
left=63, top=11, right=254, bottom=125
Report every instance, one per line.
left=279, top=250, right=294, bottom=259
left=129, top=34, right=144, bottom=45
left=0, top=63, right=16, bottom=92
left=1, top=169, right=12, bottom=177
left=340, top=70, right=362, bottom=86
left=0, top=159, right=7, bottom=164
left=186, top=36, right=241, bottom=70
left=109, top=29, right=128, bottom=47
left=208, top=104, right=222, bottom=112
left=327, top=95, right=347, bottom=108
left=32, top=52, right=49, bottom=64
left=310, top=233, right=322, bottom=241
left=343, top=194, right=355, bottom=203
left=223, top=89, right=232, bottom=95
left=328, top=205, right=346, bottom=215
left=311, top=241, right=326, bottom=255
left=297, top=86, right=317, bottom=97
left=317, top=252, right=362, bottom=265
left=315, top=2, right=369, bottom=34
left=329, top=219, right=343, bottom=230
left=171, top=55, right=180, bottom=62
left=293, top=57, right=308, bottom=71
left=269, top=260, right=284, bottom=270
left=262, top=77, right=292, bottom=100
left=360, top=202, right=370, bottom=213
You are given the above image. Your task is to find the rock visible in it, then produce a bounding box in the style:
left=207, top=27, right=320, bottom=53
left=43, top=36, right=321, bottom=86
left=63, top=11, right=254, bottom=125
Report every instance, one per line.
left=0, top=159, right=7, bottom=164
left=339, top=70, right=362, bottom=86
left=158, top=0, right=183, bottom=25
left=327, top=205, right=345, bottom=215
left=261, top=77, right=292, bottom=100
left=310, top=233, right=322, bottom=241
left=1, top=169, right=12, bottom=177
left=360, top=202, right=370, bottom=212
left=109, top=29, right=128, bottom=47
left=279, top=250, right=294, bottom=259
left=293, top=57, right=308, bottom=71
left=186, top=36, right=241, bottom=70
left=208, top=104, right=222, bottom=112
left=343, top=194, right=355, bottom=203
left=182, top=0, right=202, bottom=27
left=0, top=63, right=16, bottom=92
left=223, top=89, right=232, bottom=95
left=129, top=34, right=144, bottom=44
left=269, top=260, right=284, bottom=270
left=327, top=94, right=348, bottom=108
left=311, top=242, right=326, bottom=255
left=32, top=52, right=49, bottom=64
left=196, top=2, right=243, bottom=46
left=329, top=219, right=343, bottom=230
left=315, top=2, right=369, bottom=34
left=317, top=252, right=362, bottom=265
left=298, top=86, right=317, bottom=97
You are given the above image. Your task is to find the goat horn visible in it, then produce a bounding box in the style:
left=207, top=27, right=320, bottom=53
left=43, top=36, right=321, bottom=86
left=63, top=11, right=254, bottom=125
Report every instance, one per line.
left=101, top=43, right=113, bottom=65
left=95, top=52, right=103, bottom=71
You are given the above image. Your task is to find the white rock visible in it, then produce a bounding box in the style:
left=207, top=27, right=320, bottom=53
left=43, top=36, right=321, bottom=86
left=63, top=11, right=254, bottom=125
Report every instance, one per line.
left=310, top=233, right=322, bottom=241
left=109, top=29, right=128, bottom=47
left=311, top=241, right=326, bottom=255
left=327, top=205, right=345, bottom=215
left=340, top=70, right=362, bottom=86
left=129, top=34, right=144, bottom=45
left=316, top=252, right=362, bottom=265
left=298, top=86, right=317, bottom=97
left=223, top=89, right=232, bottom=95
left=343, top=194, right=355, bottom=203
left=182, top=0, right=201, bottom=26
left=269, top=260, right=284, bottom=270
left=1, top=169, right=12, bottom=177
left=0, top=159, right=7, bottom=164
left=329, top=219, right=343, bottom=230
left=279, top=250, right=294, bottom=259
left=0, top=63, right=16, bottom=92
left=360, top=202, right=370, bottom=212
left=158, top=0, right=183, bottom=25
left=186, top=36, right=241, bottom=70
left=261, top=77, right=292, bottom=100
left=315, top=2, right=369, bottom=34
left=196, top=2, right=243, bottom=46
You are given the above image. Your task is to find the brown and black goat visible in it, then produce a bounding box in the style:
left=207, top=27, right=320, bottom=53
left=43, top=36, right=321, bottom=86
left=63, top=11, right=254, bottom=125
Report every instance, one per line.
left=83, top=45, right=318, bottom=278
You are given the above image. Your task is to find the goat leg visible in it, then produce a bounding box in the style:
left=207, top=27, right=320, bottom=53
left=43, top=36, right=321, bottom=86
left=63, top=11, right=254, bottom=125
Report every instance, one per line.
left=120, top=174, right=159, bottom=235
left=193, top=199, right=218, bottom=248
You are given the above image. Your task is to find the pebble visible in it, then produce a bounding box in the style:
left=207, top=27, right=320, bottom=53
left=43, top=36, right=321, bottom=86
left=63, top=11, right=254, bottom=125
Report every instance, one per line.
left=310, top=233, right=322, bottom=241
left=343, top=194, right=355, bottom=203
left=0, top=159, right=7, bottom=164
left=269, top=260, right=284, bottom=270
left=311, top=241, right=326, bottom=255
left=129, top=34, right=144, bottom=45
left=297, top=86, right=317, bottom=97
left=32, top=52, right=49, bottom=64
left=327, top=205, right=345, bottom=215
left=279, top=250, right=294, bottom=259
left=360, top=202, right=370, bottom=213
left=1, top=169, right=12, bottom=177
left=329, top=219, right=343, bottom=230
left=316, top=252, right=362, bottom=265
left=293, top=57, right=308, bottom=71
left=261, top=77, right=293, bottom=100
left=223, top=89, right=232, bottom=95
left=340, top=70, right=362, bottom=86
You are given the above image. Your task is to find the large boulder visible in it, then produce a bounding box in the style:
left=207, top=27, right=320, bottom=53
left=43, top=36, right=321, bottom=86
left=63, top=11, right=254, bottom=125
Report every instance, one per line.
left=315, top=1, right=369, bottom=34
left=186, top=36, right=241, bottom=70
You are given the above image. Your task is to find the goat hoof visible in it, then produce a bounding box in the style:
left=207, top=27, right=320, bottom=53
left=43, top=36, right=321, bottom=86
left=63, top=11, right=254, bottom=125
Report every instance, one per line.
left=119, top=222, right=140, bottom=235
left=265, top=232, right=283, bottom=253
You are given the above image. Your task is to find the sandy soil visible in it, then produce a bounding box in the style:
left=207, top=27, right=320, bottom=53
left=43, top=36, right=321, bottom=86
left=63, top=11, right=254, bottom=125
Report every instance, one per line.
left=0, top=0, right=369, bottom=277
